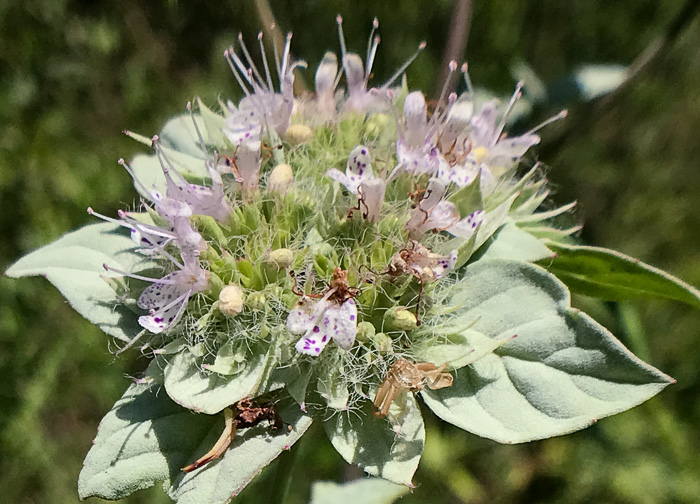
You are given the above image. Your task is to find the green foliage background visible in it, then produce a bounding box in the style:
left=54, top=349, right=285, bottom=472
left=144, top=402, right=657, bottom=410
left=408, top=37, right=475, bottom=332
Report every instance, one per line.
left=1, top=1, right=698, bottom=502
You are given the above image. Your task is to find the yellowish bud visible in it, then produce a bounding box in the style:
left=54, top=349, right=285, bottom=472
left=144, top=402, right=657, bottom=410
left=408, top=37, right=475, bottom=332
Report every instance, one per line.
left=472, top=146, right=489, bottom=164
left=268, top=163, right=294, bottom=193
left=384, top=307, right=419, bottom=331
left=371, top=332, right=393, bottom=353
left=218, top=284, right=244, bottom=317
left=356, top=321, right=376, bottom=343
left=284, top=124, right=313, bottom=145
left=265, top=248, right=295, bottom=270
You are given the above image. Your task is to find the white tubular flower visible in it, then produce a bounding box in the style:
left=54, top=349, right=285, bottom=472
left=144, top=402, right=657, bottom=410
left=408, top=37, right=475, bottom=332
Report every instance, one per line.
left=469, top=83, right=540, bottom=167
left=405, top=178, right=459, bottom=238
left=395, top=91, right=440, bottom=176
left=405, top=178, right=485, bottom=240
left=233, top=140, right=262, bottom=192
left=313, top=52, right=339, bottom=120
left=152, top=137, right=233, bottom=223
left=358, top=177, right=386, bottom=223
left=223, top=32, right=307, bottom=145
left=326, top=145, right=374, bottom=195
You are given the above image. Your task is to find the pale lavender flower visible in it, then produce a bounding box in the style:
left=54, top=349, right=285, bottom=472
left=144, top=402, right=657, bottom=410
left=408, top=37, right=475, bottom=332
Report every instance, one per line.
left=405, top=178, right=484, bottom=239
left=337, top=16, right=426, bottom=113
left=223, top=32, right=306, bottom=144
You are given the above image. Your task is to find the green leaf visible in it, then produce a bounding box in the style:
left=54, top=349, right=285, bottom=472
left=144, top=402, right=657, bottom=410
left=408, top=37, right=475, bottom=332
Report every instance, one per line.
left=324, top=395, right=425, bottom=486
left=448, top=171, right=483, bottom=218
left=542, top=242, right=700, bottom=307
left=422, top=259, right=674, bottom=444
left=169, top=402, right=313, bottom=504
left=310, top=478, right=409, bottom=504
left=196, top=97, right=227, bottom=147
left=130, top=152, right=168, bottom=199
left=5, top=223, right=150, bottom=342
left=476, top=221, right=554, bottom=263
left=164, top=347, right=274, bottom=414
left=78, top=382, right=215, bottom=500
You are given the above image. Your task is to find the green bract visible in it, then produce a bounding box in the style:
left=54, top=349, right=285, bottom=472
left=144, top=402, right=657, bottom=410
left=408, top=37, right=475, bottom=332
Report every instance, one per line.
left=5, top=20, right=694, bottom=504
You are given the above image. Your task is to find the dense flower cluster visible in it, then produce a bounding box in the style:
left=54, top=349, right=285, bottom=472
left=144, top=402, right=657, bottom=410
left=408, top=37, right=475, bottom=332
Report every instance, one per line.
left=89, top=18, right=572, bottom=422
left=7, top=17, right=674, bottom=500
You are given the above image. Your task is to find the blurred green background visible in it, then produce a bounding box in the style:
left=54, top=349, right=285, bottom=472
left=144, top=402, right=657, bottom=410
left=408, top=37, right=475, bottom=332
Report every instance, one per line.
left=1, top=0, right=699, bottom=502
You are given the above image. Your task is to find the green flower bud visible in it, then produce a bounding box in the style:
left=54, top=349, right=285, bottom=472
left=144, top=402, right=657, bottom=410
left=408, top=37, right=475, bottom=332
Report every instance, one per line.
left=265, top=248, right=295, bottom=270
left=218, top=284, right=244, bottom=317
left=370, top=332, right=393, bottom=353
left=356, top=321, right=376, bottom=343
left=383, top=307, right=419, bottom=331
left=247, top=291, right=267, bottom=311
left=268, top=163, right=294, bottom=193
left=284, top=124, right=314, bottom=145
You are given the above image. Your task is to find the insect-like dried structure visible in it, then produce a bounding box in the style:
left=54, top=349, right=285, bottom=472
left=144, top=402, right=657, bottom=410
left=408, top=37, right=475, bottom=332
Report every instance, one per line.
left=181, top=398, right=285, bottom=473
left=372, top=358, right=454, bottom=419
left=383, top=241, right=457, bottom=323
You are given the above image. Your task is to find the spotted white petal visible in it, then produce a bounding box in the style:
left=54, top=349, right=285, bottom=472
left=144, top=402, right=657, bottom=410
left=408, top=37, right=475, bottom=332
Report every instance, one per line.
left=447, top=209, right=485, bottom=239
left=287, top=297, right=326, bottom=334
left=137, top=271, right=190, bottom=311
left=138, top=290, right=190, bottom=334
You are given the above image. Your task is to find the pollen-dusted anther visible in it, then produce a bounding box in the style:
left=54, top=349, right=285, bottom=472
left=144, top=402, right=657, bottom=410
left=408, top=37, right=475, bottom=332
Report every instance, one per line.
left=219, top=284, right=244, bottom=317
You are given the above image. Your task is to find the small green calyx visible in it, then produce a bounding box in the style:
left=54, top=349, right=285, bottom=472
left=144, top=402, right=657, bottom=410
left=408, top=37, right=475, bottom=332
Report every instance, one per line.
left=384, top=307, right=419, bottom=331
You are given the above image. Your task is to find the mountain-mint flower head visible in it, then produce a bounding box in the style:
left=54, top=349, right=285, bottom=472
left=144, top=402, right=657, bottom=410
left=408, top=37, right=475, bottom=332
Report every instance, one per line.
left=8, top=15, right=683, bottom=503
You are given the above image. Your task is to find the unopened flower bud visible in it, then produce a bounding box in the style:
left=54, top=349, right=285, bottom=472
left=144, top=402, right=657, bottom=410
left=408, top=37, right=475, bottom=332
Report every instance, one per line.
left=384, top=307, right=419, bottom=331
left=284, top=124, right=313, bottom=145
left=268, top=163, right=294, bottom=193
left=356, top=321, right=376, bottom=343
left=265, top=248, right=295, bottom=270
left=248, top=291, right=267, bottom=311
left=219, top=284, right=244, bottom=317
left=371, top=332, right=393, bottom=353
left=472, top=146, right=489, bottom=163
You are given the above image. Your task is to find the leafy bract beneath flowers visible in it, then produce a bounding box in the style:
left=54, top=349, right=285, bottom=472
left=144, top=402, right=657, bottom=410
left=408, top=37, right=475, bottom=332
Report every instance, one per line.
left=6, top=16, right=693, bottom=504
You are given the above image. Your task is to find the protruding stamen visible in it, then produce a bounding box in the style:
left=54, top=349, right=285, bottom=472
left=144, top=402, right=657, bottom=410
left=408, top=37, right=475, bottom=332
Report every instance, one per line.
left=188, top=100, right=208, bottom=154
left=365, top=17, right=380, bottom=80
left=525, top=110, right=568, bottom=135
left=382, top=41, right=426, bottom=88
left=495, top=81, right=524, bottom=139
left=102, top=263, right=179, bottom=284
left=224, top=48, right=252, bottom=97
left=119, top=158, right=156, bottom=200
left=336, top=15, right=347, bottom=62
left=436, top=60, right=459, bottom=110
left=366, top=35, right=380, bottom=82
left=258, top=31, right=275, bottom=90
left=280, top=32, right=293, bottom=80
left=238, top=33, right=266, bottom=89
left=461, top=63, right=474, bottom=97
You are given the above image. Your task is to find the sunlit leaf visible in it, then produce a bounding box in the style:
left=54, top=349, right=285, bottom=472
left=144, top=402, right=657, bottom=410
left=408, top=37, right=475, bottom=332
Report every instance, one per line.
left=5, top=223, right=150, bottom=342
left=324, top=396, right=424, bottom=486
left=422, top=259, right=674, bottom=443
